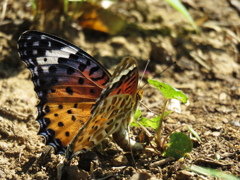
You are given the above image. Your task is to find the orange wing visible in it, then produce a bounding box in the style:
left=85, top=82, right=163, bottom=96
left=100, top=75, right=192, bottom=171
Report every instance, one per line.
left=18, top=31, right=111, bottom=154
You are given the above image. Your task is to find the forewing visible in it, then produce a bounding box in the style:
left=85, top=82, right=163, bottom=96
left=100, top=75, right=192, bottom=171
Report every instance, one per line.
left=18, top=31, right=111, bottom=154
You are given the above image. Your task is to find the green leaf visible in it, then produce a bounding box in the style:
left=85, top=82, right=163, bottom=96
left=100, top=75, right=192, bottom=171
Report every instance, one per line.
left=131, top=116, right=161, bottom=129
left=130, top=122, right=140, bottom=127
left=186, top=125, right=202, bottom=142
left=165, top=0, right=199, bottom=33
left=132, top=111, right=171, bottom=130
left=188, top=165, right=240, bottom=180
left=148, top=79, right=188, bottom=104
left=141, top=116, right=161, bottom=130
left=163, top=132, right=193, bottom=158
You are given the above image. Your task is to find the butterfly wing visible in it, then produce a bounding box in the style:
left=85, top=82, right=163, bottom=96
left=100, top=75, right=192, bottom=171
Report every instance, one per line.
left=18, top=31, right=111, bottom=154
left=66, top=57, right=141, bottom=159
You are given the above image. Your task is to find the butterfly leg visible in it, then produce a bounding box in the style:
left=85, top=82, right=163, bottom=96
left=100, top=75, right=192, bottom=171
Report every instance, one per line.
left=112, top=124, right=143, bottom=152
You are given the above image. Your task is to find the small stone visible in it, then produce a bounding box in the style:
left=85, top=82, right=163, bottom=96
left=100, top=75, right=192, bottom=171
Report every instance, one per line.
left=35, top=171, right=48, bottom=180
left=166, top=118, right=176, bottom=124
left=112, top=155, right=128, bottom=166
left=222, top=118, right=228, bottom=123
left=110, top=37, right=127, bottom=46
left=212, top=131, right=221, bottom=137
left=204, top=131, right=211, bottom=136
left=176, top=170, right=194, bottom=180
left=0, top=142, right=8, bottom=151
left=219, top=92, right=228, bottom=101
left=131, top=172, right=155, bottom=180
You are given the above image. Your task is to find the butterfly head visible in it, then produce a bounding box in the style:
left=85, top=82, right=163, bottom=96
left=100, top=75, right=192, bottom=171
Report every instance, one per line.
left=136, top=89, right=143, bottom=100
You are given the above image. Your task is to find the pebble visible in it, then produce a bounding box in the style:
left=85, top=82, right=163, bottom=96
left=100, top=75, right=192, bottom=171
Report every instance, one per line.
left=112, top=155, right=128, bottom=166
left=212, top=131, right=221, bottom=137
left=0, top=142, right=8, bottom=151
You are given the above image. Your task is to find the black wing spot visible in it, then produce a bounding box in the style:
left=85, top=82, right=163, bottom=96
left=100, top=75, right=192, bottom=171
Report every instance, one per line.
left=78, top=78, right=84, bottom=85
left=79, top=63, right=87, bottom=72
left=67, top=110, right=72, bottom=114
left=49, top=65, right=57, bottom=73
left=54, top=114, right=58, bottom=117
left=58, top=105, right=63, bottom=109
left=71, top=115, right=76, bottom=121
left=58, top=122, right=64, bottom=127
left=65, top=131, right=70, bottom=137
left=67, top=67, right=75, bottom=75
left=74, top=103, right=78, bottom=108
left=90, top=89, right=95, bottom=94
left=44, top=58, right=47, bottom=62
left=50, top=89, right=56, bottom=93
left=58, top=57, right=67, bottom=64
left=89, top=66, right=100, bottom=76
left=44, top=105, right=50, bottom=113
left=66, top=87, right=73, bottom=95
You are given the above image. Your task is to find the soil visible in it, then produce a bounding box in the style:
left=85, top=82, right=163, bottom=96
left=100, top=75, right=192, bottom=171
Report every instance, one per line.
left=0, top=0, right=240, bottom=179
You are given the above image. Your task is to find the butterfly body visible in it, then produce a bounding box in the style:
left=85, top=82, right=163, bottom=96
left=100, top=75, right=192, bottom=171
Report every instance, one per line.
left=18, top=31, right=143, bottom=158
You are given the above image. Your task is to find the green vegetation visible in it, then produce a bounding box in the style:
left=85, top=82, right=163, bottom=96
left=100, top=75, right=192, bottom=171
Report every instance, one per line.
left=188, top=165, right=240, bottom=180
left=132, top=79, right=199, bottom=158
left=165, top=0, right=199, bottom=32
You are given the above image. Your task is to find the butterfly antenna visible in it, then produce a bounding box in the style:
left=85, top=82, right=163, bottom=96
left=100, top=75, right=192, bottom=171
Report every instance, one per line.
left=141, top=60, right=177, bottom=90
left=158, top=61, right=177, bottom=77
left=140, top=102, right=158, bottom=115
left=139, top=59, right=150, bottom=84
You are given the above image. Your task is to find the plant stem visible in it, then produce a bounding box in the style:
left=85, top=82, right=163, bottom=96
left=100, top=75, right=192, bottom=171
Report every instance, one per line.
left=157, top=99, right=169, bottom=150
left=135, top=121, right=153, bottom=138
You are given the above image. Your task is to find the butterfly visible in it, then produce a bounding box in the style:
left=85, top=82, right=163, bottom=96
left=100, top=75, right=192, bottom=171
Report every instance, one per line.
left=18, top=31, right=143, bottom=159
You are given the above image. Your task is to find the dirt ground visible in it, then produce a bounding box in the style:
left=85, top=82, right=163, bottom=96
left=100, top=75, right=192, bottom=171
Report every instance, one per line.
left=0, top=0, right=240, bottom=179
